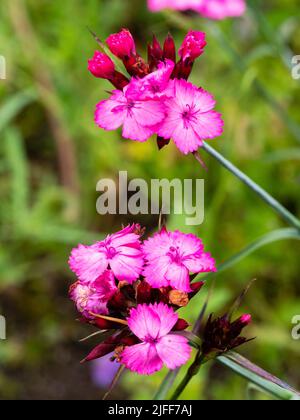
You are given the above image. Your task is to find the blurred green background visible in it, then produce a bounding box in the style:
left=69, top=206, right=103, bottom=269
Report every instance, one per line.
left=0, top=0, right=299, bottom=400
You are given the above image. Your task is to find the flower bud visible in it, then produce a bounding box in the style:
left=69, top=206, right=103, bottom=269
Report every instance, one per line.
left=179, top=31, right=207, bottom=62
left=173, top=318, right=189, bottom=331
left=106, top=29, right=136, bottom=59
left=163, top=33, right=176, bottom=63
left=202, top=313, right=253, bottom=357
left=88, top=51, right=115, bottom=79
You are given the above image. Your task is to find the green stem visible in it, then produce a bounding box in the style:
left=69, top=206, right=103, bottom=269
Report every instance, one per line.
left=170, top=351, right=205, bottom=400
left=200, top=143, right=300, bottom=230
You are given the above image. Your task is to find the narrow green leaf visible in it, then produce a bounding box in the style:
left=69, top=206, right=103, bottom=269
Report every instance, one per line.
left=218, top=352, right=300, bottom=400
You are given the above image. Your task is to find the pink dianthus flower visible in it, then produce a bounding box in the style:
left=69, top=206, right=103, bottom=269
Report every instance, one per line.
left=157, top=79, right=224, bottom=155
left=94, top=85, right=166, bottom=142
left=69, top=225, right=144, bottom=284
left=142, top=228, right=216, bottom=292
left=121, top=303, right=192, bottom=375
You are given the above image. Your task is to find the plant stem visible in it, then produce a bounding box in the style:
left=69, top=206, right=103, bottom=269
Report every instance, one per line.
left=198, top=144, right=300, bottom=230
left=103, top=365, right=125, bottom=400
left=170, top=351, right=205, bottom=400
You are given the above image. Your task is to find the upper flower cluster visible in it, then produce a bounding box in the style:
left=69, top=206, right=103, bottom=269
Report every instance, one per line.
left=88, top=29, right=224, bottom=155
left=68, top=225, right=216, bottom=374
left=148, top=0, right=246, bottom=20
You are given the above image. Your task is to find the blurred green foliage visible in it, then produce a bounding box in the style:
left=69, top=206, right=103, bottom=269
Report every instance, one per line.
left=0, top=0, right=299, bottom=400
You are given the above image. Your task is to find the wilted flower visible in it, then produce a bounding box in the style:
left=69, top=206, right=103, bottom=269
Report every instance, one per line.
left=69, top=270, right=117, bottom=319
left=142, top=228, right=216, bottom=292
left=69, top=224, right=144, bottom=284
left=202, top=313, right=252, bottom=357
left=121, top=303, right=192, bottom=375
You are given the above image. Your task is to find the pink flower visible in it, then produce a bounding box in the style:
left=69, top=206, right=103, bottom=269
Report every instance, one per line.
left=148, top=0, right=246, bottom=20
left=106, top=29, right=136, bottom=59
left=69, top=271, right=117, bottom=319
left=142, top=229, right=216, bottom=292
left=179, top=31, right=207, bottom=62
left=121, top=303, right=191, bottom=375
left=126, top=60, right=175, bottom=100
left=157, top=79, right=224, bottom=154
left=148, top=0, right=200, bottom=12
left=198, top=0, right=246, bottom=20
left=94, top=86, right=166, bottom=142
left=88, top=51, right=115, bottom=79
left=69, top=225, right=144, bottom=284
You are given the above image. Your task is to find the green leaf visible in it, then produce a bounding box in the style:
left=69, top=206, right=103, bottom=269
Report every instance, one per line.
left=218, top=352, right=300, bottom=400
left=0, top=89, right=37, bottom=134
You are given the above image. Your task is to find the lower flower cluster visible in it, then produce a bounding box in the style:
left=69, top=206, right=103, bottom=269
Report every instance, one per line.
left=68, top=225, right=215, bottom=374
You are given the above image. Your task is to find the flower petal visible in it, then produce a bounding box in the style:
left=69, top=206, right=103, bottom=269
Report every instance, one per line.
left=122, top=343, right=163, bottom=375
left=166, top=263, right=191, bottom=292
left=127, top=304, right=161, bottom=341
left=156, top=334, right=192, bottom=370
left=69, top=244, right=108, bottom=284
left=183, top=252, right=217, bottom=273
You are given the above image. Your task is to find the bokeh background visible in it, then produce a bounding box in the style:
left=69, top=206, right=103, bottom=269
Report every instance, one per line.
left=0, top=0, right=299, bottom=400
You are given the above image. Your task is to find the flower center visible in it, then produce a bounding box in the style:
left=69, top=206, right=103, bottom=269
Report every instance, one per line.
left=107, top=246, right=117, bottom=259
left=181, top=104, right=197, bottom=128
left=144, top=335, right=159, bottom=344
left=167, top=246, right=182, bottom=264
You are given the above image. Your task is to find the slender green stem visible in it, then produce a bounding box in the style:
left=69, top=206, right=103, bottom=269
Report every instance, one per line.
left=200, top=144, right=300, bottom=230
left=153, top=370, right=179, bottom=400
left=170, top=351, right=205, bottom=400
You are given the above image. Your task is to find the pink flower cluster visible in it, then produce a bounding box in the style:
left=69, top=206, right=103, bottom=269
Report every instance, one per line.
left=69, top=225, right=216, bottom=375
left=148, top=0, right=246, bottom=20
left=88, top=29, right=224, bottom=155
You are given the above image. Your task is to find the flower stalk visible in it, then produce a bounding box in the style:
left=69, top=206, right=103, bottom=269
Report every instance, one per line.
left=171, top=350, right=205, bottom=400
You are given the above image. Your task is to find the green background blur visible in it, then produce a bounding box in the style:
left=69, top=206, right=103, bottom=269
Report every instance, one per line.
left=0, top=0, right=299, bottom=400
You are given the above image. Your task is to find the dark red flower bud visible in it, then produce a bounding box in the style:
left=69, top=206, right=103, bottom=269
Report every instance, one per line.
left=82, top=334, right=122, bottom=363
left=202, top=313, right=253, bottom=357
left=136, top=281, right=153, bottom=304
left=173, top=318, right=189, bottom=332
left=148, top=36, right=163, bottom=71
left=163, top=33, right=176, bottom=63
left=189, top=281, right=204, bottom=299
left=92, top=318, right=120, bottom=330
left=157, top=136, right=170, bottom=150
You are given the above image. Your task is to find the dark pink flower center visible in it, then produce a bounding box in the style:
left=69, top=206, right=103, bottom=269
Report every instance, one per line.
left=181, top=104, right=197, bottom=128
left=168, top=246, right=182, bottom=264
left=107, top=246, right=117, bottom=259
left=144, top=335, right=159, bottom=344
